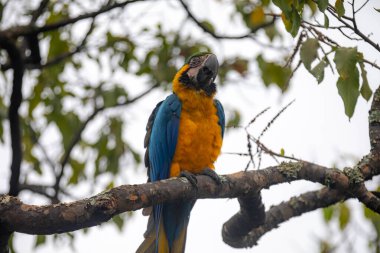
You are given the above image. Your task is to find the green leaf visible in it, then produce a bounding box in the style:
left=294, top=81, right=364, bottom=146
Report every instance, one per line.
left=306, top=0, right=318, bottom=16
left=310, top=59, right=327, bottom=84
left=0, top=3, right=4, bottom=22
left=324, top=13, right=329, bottom=28
left=28, top=82, right=44, bottom=116
left=317, top=0, right=329, bottom=12
left=130, top=149, right=142, bottom=164
left=226, top=109, right=241, bottom=128
left=323, top=206, right=334, bottom=223
left=277, top=2, right=301, bottom=37
left=364, top=204, right=380, bottom=235
left=280, top=148, right=285, bottom=156
left=9, top=234, right=16, bottom=253
left=300, top=38, right=319, bottom=70
left=106, top=181, right=114, bottom=190
left=338, top=203, right=350, bottom=230
left=358, top=59, right=373, bottom=101
left=200, top=20, right=215, bottom=33
left=334, top=47, right=360, bottom=118
left=69, top=159, right=85, bottom=184
left=34, top=235, right=46, bottom=248
left=0, top=122, right=3, bottom=144
left=273, top=0, right=292, bottom=16
left=359, top=79, right=372, bottom=101
left=289, top=7, right=301, bottom=37
left=102, top=86, right=128, bottom=108
left=257, top=55, right=292, bottom=91
left=219, top=57, right=249, bottom=84
left=112, top=215, right=125, bottom=232
left=264, top=25, right=279, bottom=41
left=335, top=0, right=345, bottom=17
left=334, top=47, right=358, bottom=79
left=249, top=6, right=266, bottom=28
left=319, top=240, right=332, bottom=253
left=54, top=112, right=80, bottom=151
left=47, top=31, right=69, bottom=60
left=336, top=67, right=360, bottom=119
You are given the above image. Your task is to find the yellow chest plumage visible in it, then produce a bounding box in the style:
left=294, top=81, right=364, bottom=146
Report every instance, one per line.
left=169, top=65, right=223, bottom=177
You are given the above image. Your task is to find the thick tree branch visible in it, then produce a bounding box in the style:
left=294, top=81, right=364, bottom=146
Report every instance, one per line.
left=0, top=229, right=11, bottom=253
left=1, top=160, right=377, bottom=235
left=222, top=85, right=380, bottom=246
left=355, top=184, right=380, bottom=214
left=222, top=192, right=265, bottom=246
left=0, top=34, right=25, bottom=197
left=224, top=187, right=346, bottom=248
left=369, top=87, right=380, bottom=153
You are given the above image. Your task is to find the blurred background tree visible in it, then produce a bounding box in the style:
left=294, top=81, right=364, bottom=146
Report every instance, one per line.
left=0, top=0, right=379, bottom=252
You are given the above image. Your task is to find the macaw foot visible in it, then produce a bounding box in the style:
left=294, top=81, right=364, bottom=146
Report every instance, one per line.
left=180, top=169, right=225, bottom=188
left=179, top=171, right=198, bottom=188
left=201, top=168, right=222, bottom=185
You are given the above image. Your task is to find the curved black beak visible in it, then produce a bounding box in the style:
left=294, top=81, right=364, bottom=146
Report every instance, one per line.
left=196, top=54, right=219, bottom=87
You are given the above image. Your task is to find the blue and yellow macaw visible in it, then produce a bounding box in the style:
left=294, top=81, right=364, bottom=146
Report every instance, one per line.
left=137, top=52, right=225, bottom=253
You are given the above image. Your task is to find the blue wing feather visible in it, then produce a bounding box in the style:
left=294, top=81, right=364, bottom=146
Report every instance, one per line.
left=148, top=94, right=181, bottom=182
left=214, top=99, right=225, bottom=137
left=147, top=94, right=182, bottom=252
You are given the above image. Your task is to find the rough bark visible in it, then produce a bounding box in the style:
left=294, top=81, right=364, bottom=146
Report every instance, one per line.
left=0, top=158, right=378, bottom=236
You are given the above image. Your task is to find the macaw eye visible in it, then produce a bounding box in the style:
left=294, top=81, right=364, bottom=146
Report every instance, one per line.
left=189, top=57, right=202, bottom=68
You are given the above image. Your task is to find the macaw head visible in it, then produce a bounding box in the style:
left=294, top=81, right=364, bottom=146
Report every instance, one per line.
left=178, top=52, right=219, bottom=96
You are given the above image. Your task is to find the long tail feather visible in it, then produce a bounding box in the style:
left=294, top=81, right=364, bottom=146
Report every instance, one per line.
left=137, top=201, right=194, bottom=253
left=136, top=215, right=156, bottom=253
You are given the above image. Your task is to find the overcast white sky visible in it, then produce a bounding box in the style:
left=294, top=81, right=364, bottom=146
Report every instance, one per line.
left=1, top=0, right=380, bottom=252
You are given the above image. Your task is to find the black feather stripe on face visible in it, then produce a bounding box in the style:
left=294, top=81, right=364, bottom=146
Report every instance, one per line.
left=178, top=69, right=216, bottom=96
left=178, top=69, right=194, bottom=88
left=203, top=82, right=217, bottom=96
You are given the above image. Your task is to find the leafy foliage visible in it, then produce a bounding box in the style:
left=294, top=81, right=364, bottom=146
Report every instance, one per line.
left=0, top=0, right=378, bottom=251
left=333, top=47, right=372, bottom=119
left=257, top=55, right=292, bottom=91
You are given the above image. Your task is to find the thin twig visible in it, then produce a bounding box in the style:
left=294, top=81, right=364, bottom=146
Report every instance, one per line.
left=303, top=24, right=339, bottom=47
left=351, top=0, right=357, bottom=30
left=19, top=184, right=54, bottom=199
left=252, top=136, right=302, bottom=162
left=257, top=100, right=295, bottom=141
left=245, top=107, right=270, bottom=129
left=362, top=59, right=380, bottom=71
left=27, top=124, right=56, bottom=171
left=284, top=60, right=302, bottom=89
left=245, top=135, right=254, bottom=171
left=178, top=0, right=276, bottom=40
left=338, top=27, right=362, bottom=41
left=284, top=31, right=305, bottom=68
left=302, top=20, right=345, bottom=29
left=355, top=0, right=369, bottom=13
left=327, top=4, right=380, bottom=53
